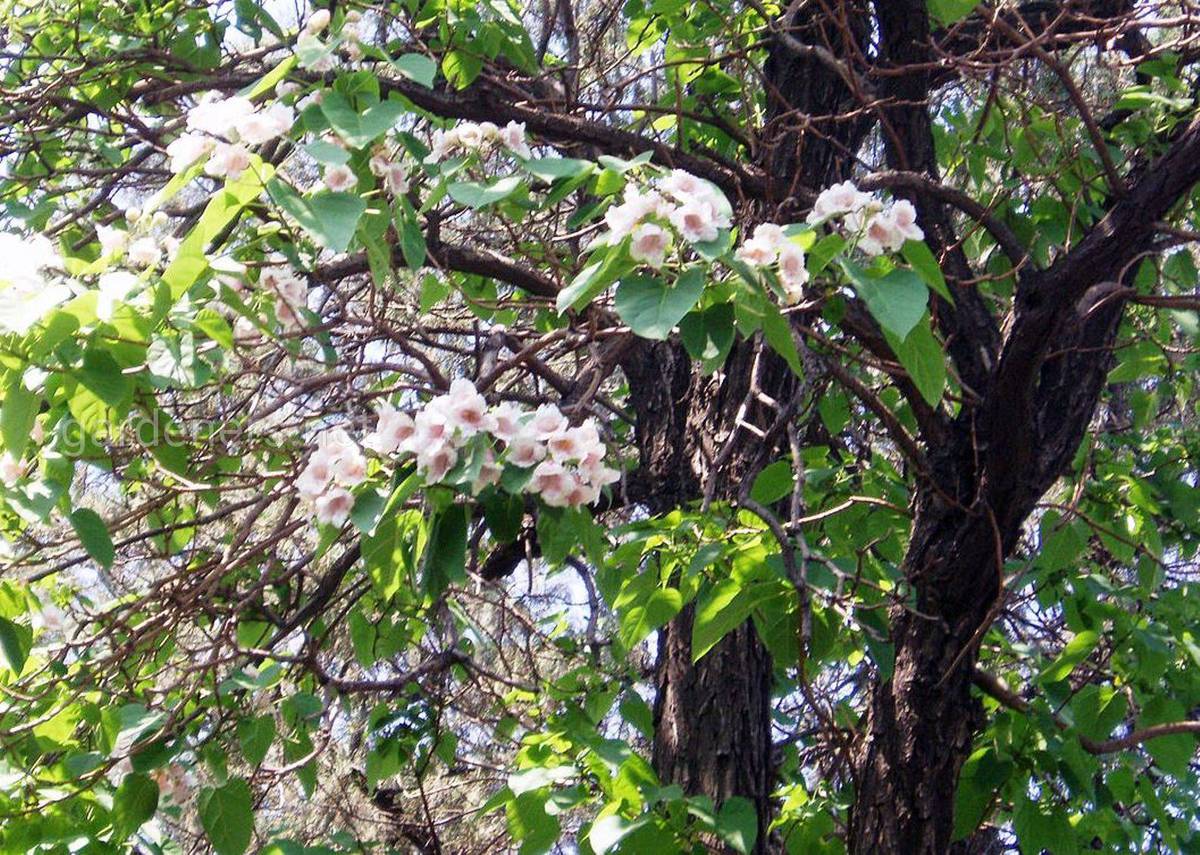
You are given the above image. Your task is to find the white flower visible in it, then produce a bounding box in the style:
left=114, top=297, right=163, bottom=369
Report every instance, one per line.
left=166, top=133, right=213, bottom=173
left=368, top=153, right=391, bottom=176
left=605, top=188, right=670, bottom=241
left=428, top=128, right=453, bottom=162
left=752, top=223, right=787, bottom=249
left=489, top=402, right=525, bottom=441
left=627, top=222, right=672, bottom=267
left=315, top=487, right=354, bottom=526
left=669, top=199, right=721, bottom=244
left=296, top=90, right=324, bottom=112
left=297, top=456, right=332, bottom=502
left=777, top=242, right=809, bottom=303
left=305, top=9, right=331, bottom=34
left=206, top=142, right=252, bottom=179
left=187, top=95, right=254, bottom=137
left=507, top=434, right=547, bottom=468
left=236, top=103, right=294, bottom=146
left=363, top=402, right=415, bottom=455
left=275, top=81, right=301, bottom=99
left=416, top=443, right=458, bottom=482
left=455, top=123, right=484, bottom=150
left=323, top=164, right=357, bottom=192
left=96, top=271, right=139, bottom=321
left=438, top=378, right=497, bottom=437
left=735, top=237, right=776, bottom=267
left=406, top=407, right=451, bottom=453
left=499, top=120, right=531, bottom=158
left=233, top=316, right=261, bottom=345
left=0, top=233, right=69, bottom=334
left=471, top=449, right=504, bottom=495
left=547, top=421, right=603, bottom=463
left=385, top=163, right=410, bottom=195
left=807, top=180, right=871, bottom=225
left=126, top=237, right=161, bottom=268
left=478, top=122, right=500, bottom=141
left=889, top=199, right=925, bottom=243
left=661, top=169, right=707, bottom=201
left=0, top=453, right=21, bottom=487
left=96, top=224, right=130, bottom=257
left=856, top=210, right=904, bottom=256
left=530, top=404, right=568, bottom=439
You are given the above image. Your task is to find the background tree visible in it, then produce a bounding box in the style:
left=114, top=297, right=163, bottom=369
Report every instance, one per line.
left=1, top=0, right=1200, bottom=853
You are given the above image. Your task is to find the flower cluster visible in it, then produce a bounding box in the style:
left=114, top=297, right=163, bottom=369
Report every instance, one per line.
left=735, top=223, right=809, bottom=304
left=368, top=145, right=411, bottom=195
left=296, top=379, right=620, bottom=527
left=602, top=169, right=732, bottom=267
left=427, top=120, right=532, bottom=162
left=0, top=232, right=71, bottom=334
left=166, top=93, right=295, bottom=179
left=259, top=262, right=308, bottom=333
left=806, top=180, right=924, bottom=256
left=297, top=426, right=368, bottom=526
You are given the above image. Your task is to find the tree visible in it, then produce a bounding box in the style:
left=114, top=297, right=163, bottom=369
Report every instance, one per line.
left=1, top=0, right=1199, bottom=852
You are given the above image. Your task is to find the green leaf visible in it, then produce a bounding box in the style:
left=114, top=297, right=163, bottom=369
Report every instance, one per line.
left=618, top=587, right=683, bottom=650
left=112, top=773, right=159, bottom=839
left=952, top=747, right=1011, bottom=841
left=716, top=796, right=758, bottom=855
left=524, top=157, right=595, bottom=182
left=319, top=92, right=406, bottom=147
left=69, top=508, right=115, bottom=569
left=679, top=302, right=735, bottom=372
left=442, top=50, right=483, bottom=89
left=268, top=179, right=367, bottom=253
left=424, top=504, right=468, bottom=597
left=1, top=373, right=38, bottom=459
left=301, top=139, right=351, bottom=166
left=901, top=240, right=954, bottom=304
left=884, top=316, right=946, bottom=407
left=614, top=268, right=706, bottom=340
left=843, top=261, right=929, bottom=342
left=692, top=579, right=779, bottom=662
left=928, top=0, right=977, bottom=26
left=507, top=790, right=560, bottom=855
left=237, top=715, right=275, bottom=767
left=448, top=176, right=523, bottom=209
left=0, top=616, right=30, bottom=675
left=589, top=813, right=651, bottom=853
left=750, top=460, right=794, bottom=505
left=392, top=53, right=437, bottom=88
left=1040, top=630, right=1099, bottom=684
left=556, top=249, right=635, bottom=314
left=199, top=778, right=255, bottom=855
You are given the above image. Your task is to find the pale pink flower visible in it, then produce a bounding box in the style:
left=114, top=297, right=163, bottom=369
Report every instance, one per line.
left=166, top=133, right=213, bottom=172
left=507, top=434, right=547, bottom=468
left=406, top=407, right=451, bottom=452
left=323, top=164, right=357, bottom=193
left=777, top=242, right=809, bottom=303
left=0, top=453, right=21, bottom=487
left=530, top=404, right=568, bottom=439
left=276, top=299, right=303, bottom=332
left=364, top=403, right=415, bottom=455
left=669, top=199, right=721, bottom=244
left=629, top=223, right=671, bottom=268
left=369, top=154, right=391, bottom=176
left=233, top=316, right=261, bottom=345
left=315, top=487, right=354, bottom=526
left=330, top=444, right=367, bottom=486
left=385, top=163, right=410, bottom=195
left=439, top=378, right=497, bottom=437
left=858, top=210, right=904, bottom=256
left=205, top=142, right=251, bottom=179
left=582, top=459, right=620, bottom=488
left=96, top=224, right=129, bottom=257
left=547, top=421, right=603, bottom=463
left=455, top=123, right=484, bottom=150
left=531, top=459, right=571, bottom=496
left=187, top=95, right=254, bottom=136
left=297, top=456, right=332, bottom=502
left=471, top=449, right=504, bottom=494
left=605, top=188, right=670, bottom=241
left=489, top=402, right=525, bottom=441
left=807, top=180, right=871, bottom=224
left=660, top=169, right=710, bottom=204
left=416, top=443, right=458, bottom=482
left=499, top=121, right=531, bottom=158
left=735, top=237, right=776, bottom=267
left=889, top=200, right=925, bottom=243
left=562, top=478, right=601, bottom=508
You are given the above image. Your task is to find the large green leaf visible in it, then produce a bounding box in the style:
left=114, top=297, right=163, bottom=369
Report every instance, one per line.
left=199, top=778, right=255, bottom=855
left=0, top=616, right=30, bottom=676
left=614, top=268, right=706, bottom=340
left=1, top=372, right=38, bottom=459
left=884, top=316, right=946, bottom=407
left=319, top=92, right=407, bottom=147
left=268, top=179, right=367, bottom=252
left=69, top=508, right=115, bottom=569
left=843, top=261, right=929, bottom=342
left=448, top=176, right=523, bottom=209
left=424, top=504, right=468, bottom=597
left=112, top=773, right=159, bottom=840
left=691, top=579, right=780, bottom=662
